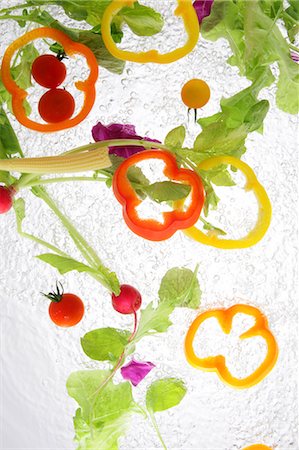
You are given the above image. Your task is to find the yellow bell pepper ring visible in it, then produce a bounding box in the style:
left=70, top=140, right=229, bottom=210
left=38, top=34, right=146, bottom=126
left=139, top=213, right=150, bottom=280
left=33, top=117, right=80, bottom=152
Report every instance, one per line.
left=243, top=446, right=272, bottom=450
left=183, top=156, right=272, bottom=249
left=184, top=304, right=278, bottom=389
left=101, top=0, right=200, bottom=64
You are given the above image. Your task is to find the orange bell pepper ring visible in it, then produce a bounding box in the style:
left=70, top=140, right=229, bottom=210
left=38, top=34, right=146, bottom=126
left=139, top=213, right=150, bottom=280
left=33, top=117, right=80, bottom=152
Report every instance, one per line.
left=101, top=0, right=200, bottom=64
left=112, top=149, right=205, bottom=241
left=1, top=27, right=98, bottom=132
left=185, top=304, right=278, bottom=389
left=243, top=446, right=272, bottom=450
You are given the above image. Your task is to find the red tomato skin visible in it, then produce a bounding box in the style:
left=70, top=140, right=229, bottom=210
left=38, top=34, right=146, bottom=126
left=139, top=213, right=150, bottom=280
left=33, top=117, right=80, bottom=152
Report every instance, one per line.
left=112, top=284, right=142, bottom=315
left=32, top=55, right=67, bottom=89
left=38, top=88, right=75, bottom=123
left=49, top=293, right=84, bottom=327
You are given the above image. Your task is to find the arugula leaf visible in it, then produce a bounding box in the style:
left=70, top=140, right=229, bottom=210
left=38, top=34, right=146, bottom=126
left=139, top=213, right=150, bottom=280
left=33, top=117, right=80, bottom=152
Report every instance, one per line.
left=144, top=181, right=191, bottom=203
left=81, top=328, right=132, bottom=362
left=158, top=266, right=201, bottom=309
left=200, top=217, right=227, bottom=236
left=36, top=253, right=119, bottom=293
left=146, top=378, right=187, bottom=413
left=120, top=2, right=164, bottom=36
left=134, top=301, right=174, bottom=342
left=164, top=125, right=186, bottom=150
left=67, top=370, right=134, bottom=423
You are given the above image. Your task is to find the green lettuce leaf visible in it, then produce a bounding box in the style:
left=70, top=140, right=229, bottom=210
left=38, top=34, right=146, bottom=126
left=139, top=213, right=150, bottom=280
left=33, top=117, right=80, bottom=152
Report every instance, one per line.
left=120, top=2, right=164, bottom=36
left=158, top=266, right=201, bottom=309
left=144, top=181, right=191, bottom=202
left=67, top=370, right=134, bottom=423
left=146, top=378, right=187, bottom=413
left=164, top=125, right=186, bottom=149
left=202, top=0, right=299, bottom=114
left=81, top=328, right=132, bottom=362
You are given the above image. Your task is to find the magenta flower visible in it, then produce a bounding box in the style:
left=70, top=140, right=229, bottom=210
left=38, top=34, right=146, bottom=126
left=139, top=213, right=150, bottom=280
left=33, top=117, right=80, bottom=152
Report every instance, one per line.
left=120, top=359, right=155, bottom=386
left=92, top=122, right=160, bottom=158
left=193, top=0, right=214, bottom=23
left=290, top=51, right=299, bottom=63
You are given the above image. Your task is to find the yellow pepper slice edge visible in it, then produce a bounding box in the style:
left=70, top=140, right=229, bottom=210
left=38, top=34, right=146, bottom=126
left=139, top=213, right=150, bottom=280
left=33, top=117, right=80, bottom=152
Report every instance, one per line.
left=184, top=304, right=279, bottom=389
left=101, top=0, right=200, bottom=64
left=243, top=445, right=273, bottom=450
left=183, top=156, right=272, bottom=249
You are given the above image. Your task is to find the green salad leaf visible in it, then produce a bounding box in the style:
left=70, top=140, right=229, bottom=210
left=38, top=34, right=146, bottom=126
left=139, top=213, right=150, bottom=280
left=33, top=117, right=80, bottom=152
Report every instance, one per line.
left=158, top=266, right=201, bottom=309
left=73, top=409, right=131, bottom=450
left=120, top=2, right=164, bottom=37
left=201, top=0, right=299, bottom=114
left=164, top=125, right=186, bottom=150
left=67, top=370, right=134, bottom=423
left=81, top=328, right=132, bottom=362
left=146, top=378, right=187, bottom=413
left=144, top=181, right=191, bottom=203
left=134, top=301, right=174, bottom=341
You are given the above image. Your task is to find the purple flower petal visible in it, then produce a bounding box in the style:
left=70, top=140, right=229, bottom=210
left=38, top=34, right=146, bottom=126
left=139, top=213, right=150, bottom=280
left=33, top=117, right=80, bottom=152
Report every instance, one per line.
left=121, top=359, right=155, bottom=386
left=92, top=122, right=160, bottom=158
left=290, top=51, right=299, bottom=63
left=193, top=0, right=214, bottom=23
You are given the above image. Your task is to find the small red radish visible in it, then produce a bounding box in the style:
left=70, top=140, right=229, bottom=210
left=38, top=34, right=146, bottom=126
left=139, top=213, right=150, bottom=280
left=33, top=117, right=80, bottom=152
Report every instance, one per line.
left=0, top=186, right=15, bottom=214
left=112, top=284, right=142, bottom=315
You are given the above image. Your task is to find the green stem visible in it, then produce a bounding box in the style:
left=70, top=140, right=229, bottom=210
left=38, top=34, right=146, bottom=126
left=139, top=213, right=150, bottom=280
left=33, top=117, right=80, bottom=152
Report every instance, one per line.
left=31, top=186, right=103, bottom=270
left=89, top=311, right=138, bottom=428
left=24, top=175, right=108, bottom=188
left=0, top=3, right=30, bottom=15
left=147, top=409, right=168, bottom=450
left=16, top=226, right=70, bottom=258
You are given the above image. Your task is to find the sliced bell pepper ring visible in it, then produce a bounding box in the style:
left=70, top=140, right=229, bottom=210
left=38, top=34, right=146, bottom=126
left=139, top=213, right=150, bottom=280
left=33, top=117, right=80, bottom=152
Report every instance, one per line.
left=112, top=149, right=205, bottom=241
left=183, top=156, right=272, bottom=249
left=185, top=304, right=278, bottom=389
left=101, top=0, right=200, bottom=64
left=1, top=27, right=98, bottom=132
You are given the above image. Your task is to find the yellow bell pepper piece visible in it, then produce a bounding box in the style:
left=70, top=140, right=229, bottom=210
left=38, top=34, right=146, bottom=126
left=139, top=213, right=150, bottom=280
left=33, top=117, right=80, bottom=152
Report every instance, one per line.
left=185, top=304, right=278, bottom=389
left=101, top=0, right=200, bottom=64
left=183, top=156, right=272, bottom=249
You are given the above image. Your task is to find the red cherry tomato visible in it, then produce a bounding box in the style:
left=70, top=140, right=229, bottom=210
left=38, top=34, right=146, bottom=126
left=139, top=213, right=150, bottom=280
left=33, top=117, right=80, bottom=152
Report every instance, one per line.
left=0, top=186, right=15, bottom=214
left=31, top=54, right=67, bottom=89
left=112, top=284, right=142, bottom=315
left=48, top=293, right=84, bottom=327
left=38, top=88, right=75, bottom=123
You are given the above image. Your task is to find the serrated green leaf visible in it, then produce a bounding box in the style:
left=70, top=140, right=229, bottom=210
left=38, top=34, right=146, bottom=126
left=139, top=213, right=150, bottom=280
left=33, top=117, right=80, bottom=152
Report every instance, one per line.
left=134, top=301, right=174, bottom=342
left=81, top=328, right=132, bottom=362
left=36, top=253, right=119, bottom=294
left=158, top=266, right=201, bottom=309
left=146, top=378, right=187, bottom=413
left=164, top=125, right=186, bottom=149
left=36, top=253, right=99, bottom=275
